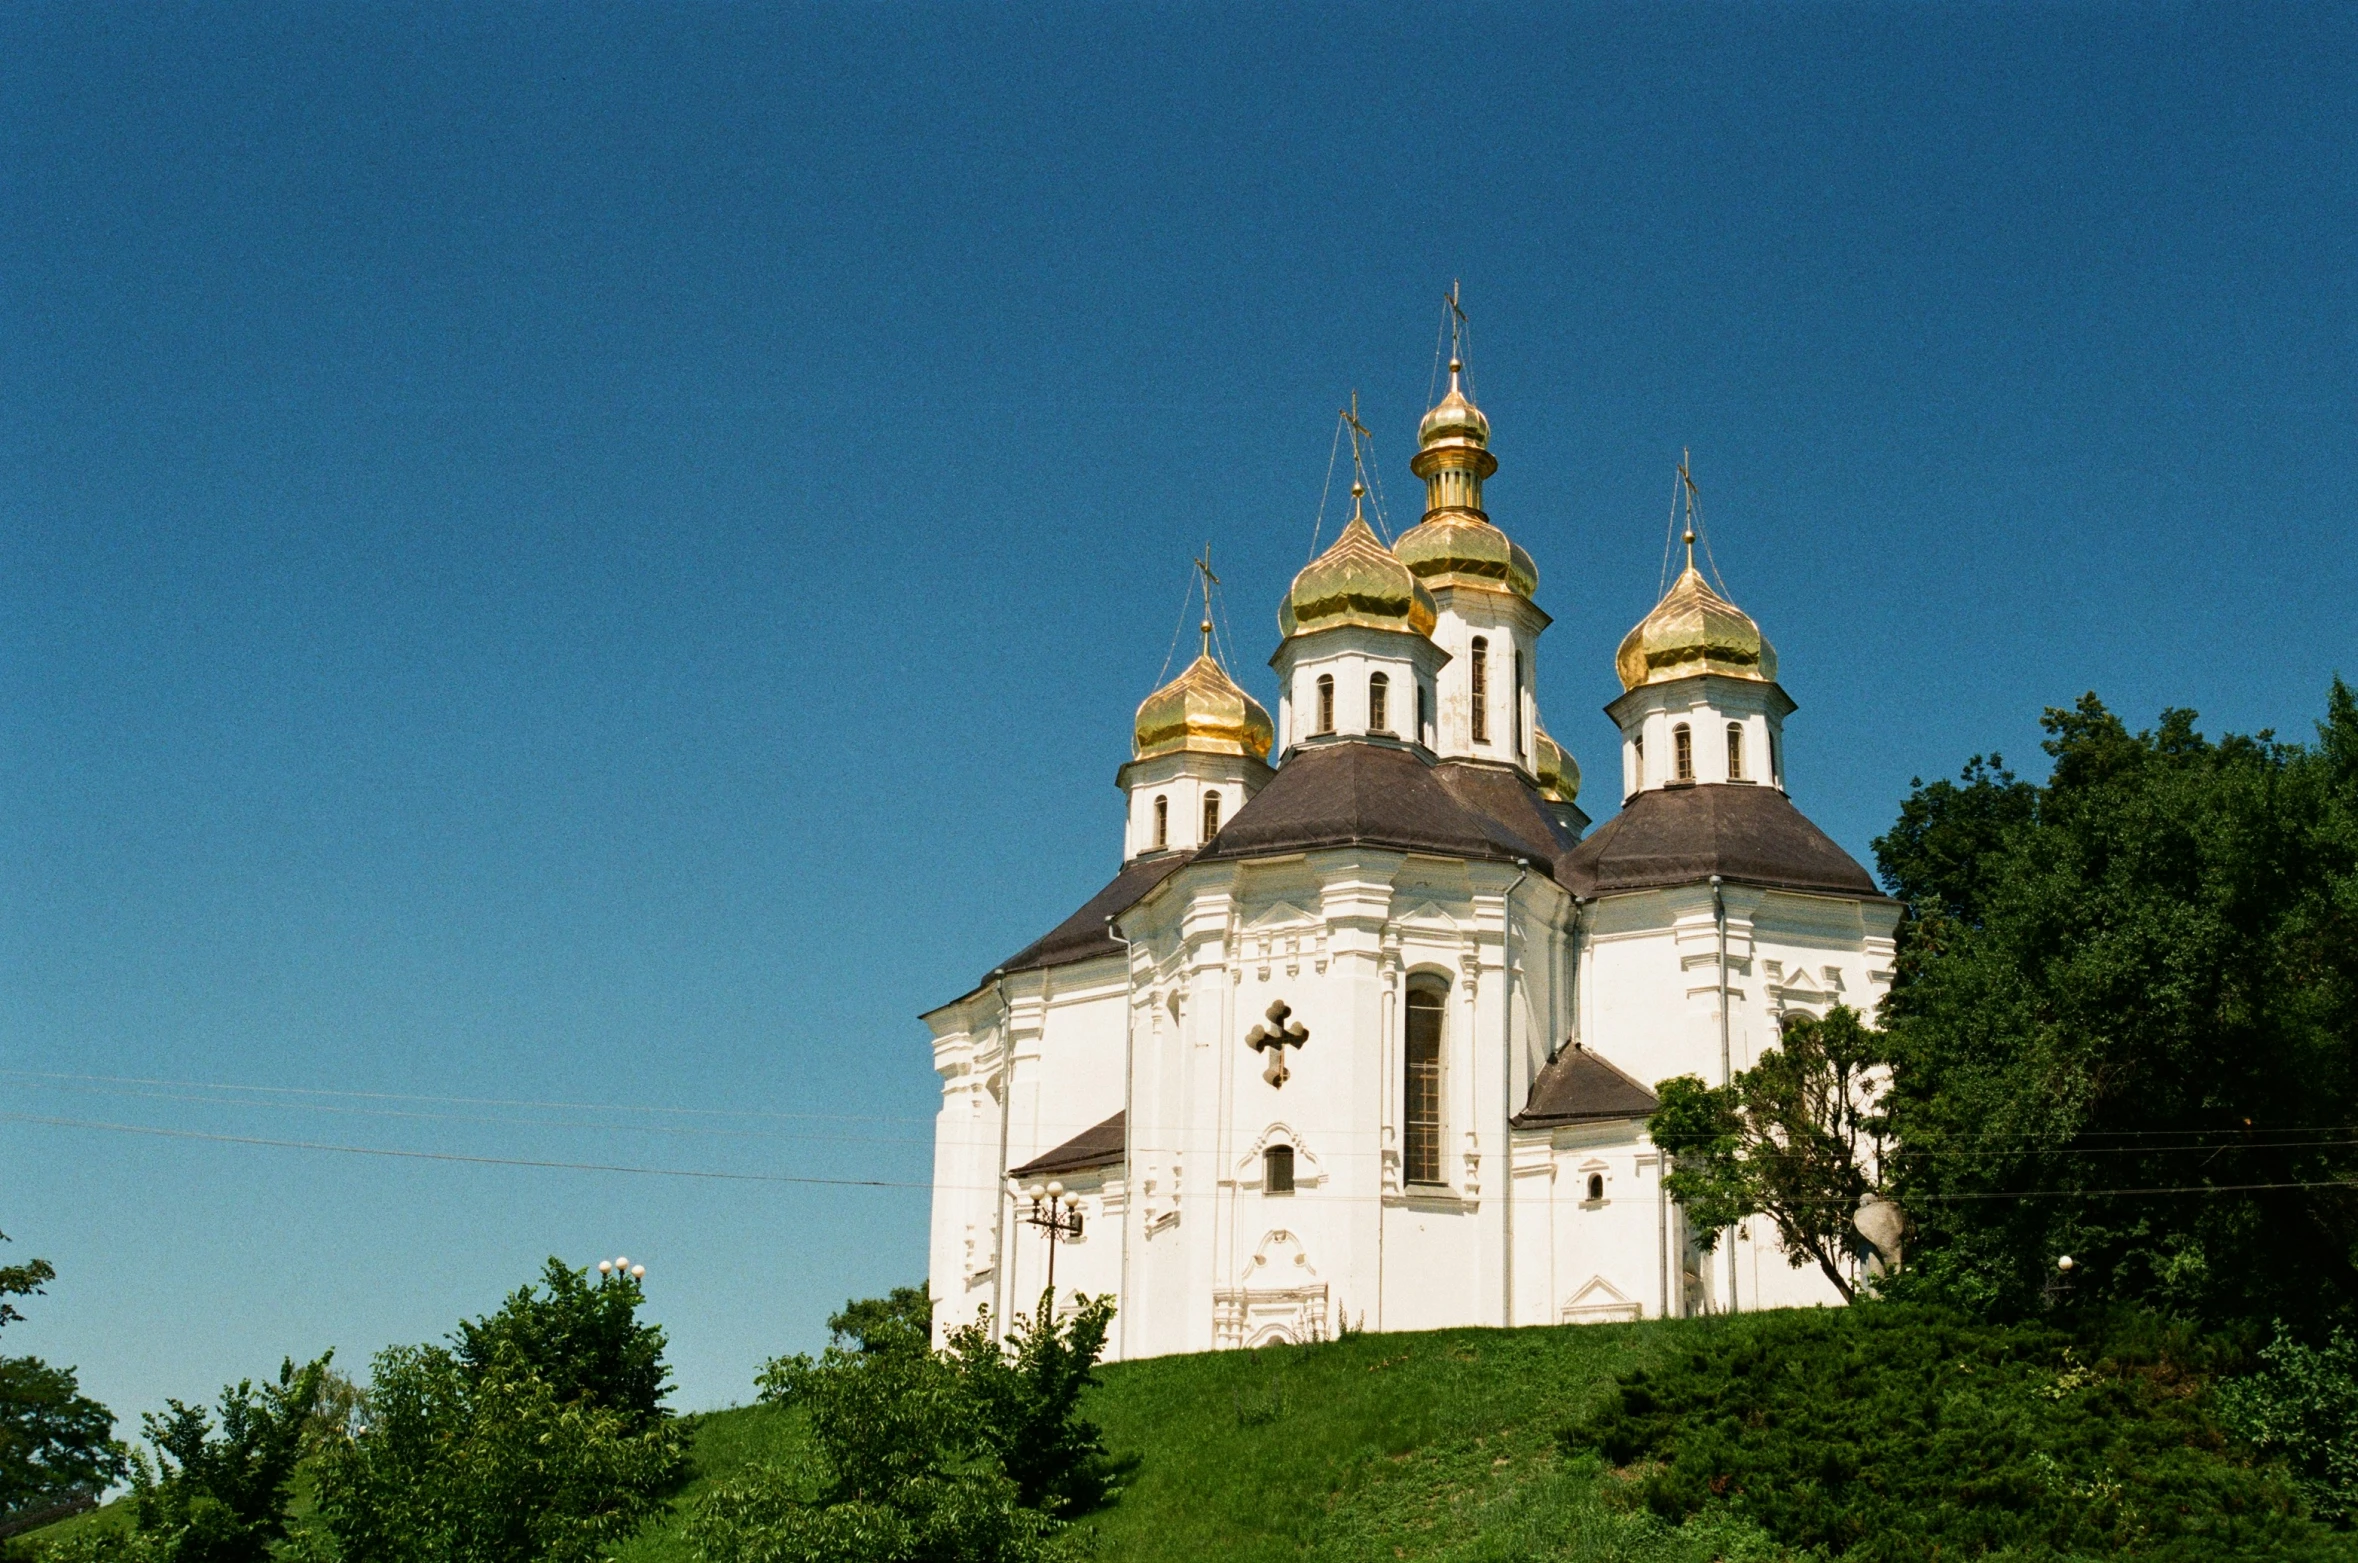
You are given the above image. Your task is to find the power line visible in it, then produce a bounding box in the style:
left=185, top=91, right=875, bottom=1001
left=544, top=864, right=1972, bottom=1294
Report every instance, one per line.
left=0, top=1113, right=931, bottom=1191
left=0, top=1068, right=936, bottom=1127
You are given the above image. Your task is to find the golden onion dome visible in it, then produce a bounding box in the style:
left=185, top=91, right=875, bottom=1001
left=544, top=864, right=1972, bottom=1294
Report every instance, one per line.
left=1418, top=380, right=1491, bottom=447
left=1614, top=559, right=1778, bottom=691
left=1280, top=504, right=1439, bottom=641
left=1533, top=721, right=1581, bottom=805
left=1392, top=512, right=1540, bottom=598
left=1400, top=361, right=1536, bottom=600
left=1133, top=652, right=1274, bottom=762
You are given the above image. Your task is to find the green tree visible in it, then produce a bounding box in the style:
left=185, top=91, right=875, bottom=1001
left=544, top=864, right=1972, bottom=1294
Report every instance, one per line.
left=0, top=1230, right=125, bottom=1527
left=65, top=1355, right=332, bottom=1563
left=946, top=1292, right=1123, bottom=1516
left=1877, top=686, right=2358, bottom=1324
left=686, top=1286, right=1117, bottom=1563
left=1651, top=1006, right=1889, bottom=1302
left=454, top=1259, right=669, bottom=1431
left=312, top=1343, right=684, bottom=1563
left=312, top=1262, right=686, bottom=1563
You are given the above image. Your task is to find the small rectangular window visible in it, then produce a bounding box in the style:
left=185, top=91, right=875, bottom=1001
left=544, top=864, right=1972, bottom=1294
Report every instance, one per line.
left=1316, top=675, right=1335, bottom=735
left=1514, top=651, right=1526, bottom=756
left=1264, top=1144, right=1294, bottom=1194
left=1368, top=673, right=1389, bottom=733
left=1674, top=724, right=1694, bottom=782
left=1727, top=723, right=1745, bottom=781
left=1470, top=639, right=1490, bottom=744
left=1202, top=791, right=1221, bottom=840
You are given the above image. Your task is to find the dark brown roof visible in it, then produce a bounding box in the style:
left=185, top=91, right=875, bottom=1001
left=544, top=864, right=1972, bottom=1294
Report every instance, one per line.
left=1196, top=742, right=1576, bottom=869
left=1559, top=783, right=1884, bottom=900
left=1513, top=1044, right=1660, bottom=1128
left=1010, top=1111, right=1125, bottom=1179
left=992, top=853, right=1192, bottom=978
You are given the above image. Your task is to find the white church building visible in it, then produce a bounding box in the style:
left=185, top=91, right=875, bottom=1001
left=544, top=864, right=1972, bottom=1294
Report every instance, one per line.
left=924, top=359, right=1900, bottom=1359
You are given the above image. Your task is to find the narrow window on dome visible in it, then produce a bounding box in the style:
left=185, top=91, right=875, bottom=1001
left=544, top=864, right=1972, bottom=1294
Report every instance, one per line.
left=1368, top=672, right=1390, bottom=733
left=1470, top=638, right=1490, bottom=743
left=1263, top=1144, right=1294, bottom=1194
left=1416, top=682, right=1430, bottom=743
left=1153, top=795, right=1169, bottom=849
left=1727, top=723, right=1745, bottom=781
left=1770, top=731, right=1783, bottom=787
left=1316, top=675, right=1335, bottom=735
left=1202, top=790, right=1221, bottom=840
left=1404, top=984, right=1445, bottom=1184
left=1673, top=724, right=1694, bottom=782
left=1514, top=650, right=1526, bottom=756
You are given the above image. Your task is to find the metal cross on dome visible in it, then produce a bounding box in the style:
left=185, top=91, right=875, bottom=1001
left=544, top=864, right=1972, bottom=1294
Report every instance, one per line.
left=1246, top=1000, right=1310, bottom=1088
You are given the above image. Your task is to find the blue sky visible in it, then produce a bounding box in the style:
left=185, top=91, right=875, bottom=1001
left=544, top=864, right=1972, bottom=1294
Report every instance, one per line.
left=2, top=3, right=2353, bottom=1421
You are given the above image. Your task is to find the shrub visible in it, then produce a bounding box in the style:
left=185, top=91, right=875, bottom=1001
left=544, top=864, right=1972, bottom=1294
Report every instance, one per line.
left=2218, top=1324, right=2358, bottom=1524
left=1565, top=1305, right=2348, bottom=1560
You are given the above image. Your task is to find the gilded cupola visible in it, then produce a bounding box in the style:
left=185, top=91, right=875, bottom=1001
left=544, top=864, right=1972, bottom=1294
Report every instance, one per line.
left=1394, top=361, right=1539, bottom=599
left=1133, top=649, right=1275, bottom=762
left=1614, top=538, right=1778, bottom=691
left=1533, top=721, right=1581, bottom=806
left=1278, top=486, right=1439, bottom=640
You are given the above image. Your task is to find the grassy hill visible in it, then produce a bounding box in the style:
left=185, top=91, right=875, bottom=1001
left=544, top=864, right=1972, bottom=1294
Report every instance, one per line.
left=617, top=1316, right=1777, bottom=1563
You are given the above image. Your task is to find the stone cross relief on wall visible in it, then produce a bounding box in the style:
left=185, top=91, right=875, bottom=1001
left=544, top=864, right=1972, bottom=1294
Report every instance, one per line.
left=1246, top=1000, right=1310, bottom=1087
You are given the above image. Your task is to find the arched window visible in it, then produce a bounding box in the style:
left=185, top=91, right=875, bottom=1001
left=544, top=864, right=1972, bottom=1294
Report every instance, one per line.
left=1416, top=682, right=1430, bottom=742
left=1263, top=1144, right=1294, bottom=1194
left=1368, top=672, right=1390, bottom=733
left=1727, top=722, right=1745, bottom=781
left=1153, top=795, right=1169, bottom=848
left=1404, top=984, right=1446, bottom=1184
left=1202, top=790, right=1221, bottom=840
left=1673, top=723, right=1694, bottom=782
left=1316, top=675, right=1336, bottom=735
left=1513, top=650, right=1526, bottom=756
left=1469, top=638, right=1490, bottom=743
left=1586, top=1172, right=1605, bottom=1202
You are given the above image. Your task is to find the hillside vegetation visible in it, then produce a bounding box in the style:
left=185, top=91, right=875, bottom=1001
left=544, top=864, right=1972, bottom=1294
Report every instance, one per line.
left=619, top=1316, right=1778, bottom=1563
left=596, top=1308, right=2350, bottom=1563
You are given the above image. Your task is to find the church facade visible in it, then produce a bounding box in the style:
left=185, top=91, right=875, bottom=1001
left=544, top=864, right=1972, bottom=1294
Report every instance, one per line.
left=923, top=361, right=1900, bottom=1360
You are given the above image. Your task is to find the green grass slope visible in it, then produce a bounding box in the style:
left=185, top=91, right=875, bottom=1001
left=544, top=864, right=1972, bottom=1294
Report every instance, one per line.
left=620, top=1317, right=1778, bottom=1563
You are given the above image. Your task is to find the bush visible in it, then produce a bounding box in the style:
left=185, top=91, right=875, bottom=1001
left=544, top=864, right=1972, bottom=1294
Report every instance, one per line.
left=29, top=1357, right=326, bottom=1563
left=1565, top=1305, right=2349, bottom=1560
left=686, top=1287, right=1119, bottom=1563
left=311, top=1260, right=687, bottom=1563
left=2219, top=1325, right=2358, bottom=1524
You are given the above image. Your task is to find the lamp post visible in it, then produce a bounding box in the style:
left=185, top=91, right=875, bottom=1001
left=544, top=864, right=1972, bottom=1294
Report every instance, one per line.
left=597, top=1256, right=647, bottom=1282
left=1021, top=1181, right=1084, bottom=1297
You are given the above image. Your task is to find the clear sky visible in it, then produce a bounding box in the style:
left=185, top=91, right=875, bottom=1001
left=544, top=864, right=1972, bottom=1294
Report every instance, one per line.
left=3, top=3, right=2353, bottom=1422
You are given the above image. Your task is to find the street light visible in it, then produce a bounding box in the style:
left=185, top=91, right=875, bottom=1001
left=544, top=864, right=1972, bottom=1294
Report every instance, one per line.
left=1022, top=1181, right=1084, bottom=1296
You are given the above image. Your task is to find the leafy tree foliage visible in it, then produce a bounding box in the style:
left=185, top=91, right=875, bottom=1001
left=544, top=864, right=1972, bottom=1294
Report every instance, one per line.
left=312, top=1343, right=684, bottom=1563
left=0, top=1231, right=124, bottom=1528
left=1566, top=1306, right=2347, bottom=1560
left=687, top=1286, right=1120, bottom=1563
left=1877, top=687, right=2358, bottom=1326
left=0, top=1359, right=125, bottom=1525
left=454, top=1259, right=669, bottom=1431
left=1651, top=1006, right=1889, bottom=1302
left=944, top=1292, right=1124, bottom=1517
left=35, top=1357, right=330, bottom=1563
left=2218, top=1324, right=2358, bottom=1525
left=311, top=1261, right=685, bottom=1563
